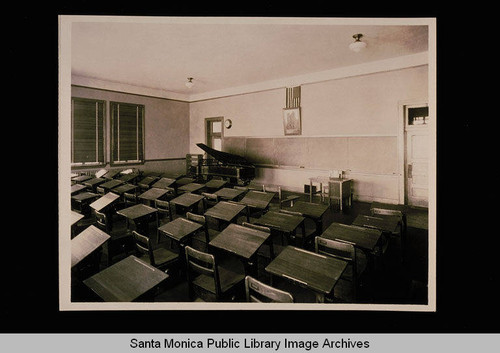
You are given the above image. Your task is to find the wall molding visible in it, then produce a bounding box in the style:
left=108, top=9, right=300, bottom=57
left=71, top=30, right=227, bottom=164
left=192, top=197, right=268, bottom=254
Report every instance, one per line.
left=72, top=52, right=428, bottom=103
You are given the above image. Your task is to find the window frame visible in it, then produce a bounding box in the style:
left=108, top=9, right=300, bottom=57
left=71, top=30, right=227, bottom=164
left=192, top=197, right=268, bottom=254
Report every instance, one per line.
left=71, top=97, right=106, bottom=168
left=110, top=101, right=145, bottom=166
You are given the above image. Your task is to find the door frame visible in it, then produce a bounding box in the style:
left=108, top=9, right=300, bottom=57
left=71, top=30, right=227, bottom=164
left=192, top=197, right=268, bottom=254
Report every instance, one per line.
left=397, top=98, right=428, bottom=205
left=204, top=116, right=224, bottom=150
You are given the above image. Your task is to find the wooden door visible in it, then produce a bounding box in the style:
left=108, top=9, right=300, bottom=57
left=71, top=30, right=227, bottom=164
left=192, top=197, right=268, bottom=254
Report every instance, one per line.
left=405, top=105, right=429, bottom=208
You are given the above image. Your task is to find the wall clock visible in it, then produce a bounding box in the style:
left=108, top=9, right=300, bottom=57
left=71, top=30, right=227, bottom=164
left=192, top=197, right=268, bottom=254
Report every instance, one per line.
left=224, top=119, right=232, bottom=129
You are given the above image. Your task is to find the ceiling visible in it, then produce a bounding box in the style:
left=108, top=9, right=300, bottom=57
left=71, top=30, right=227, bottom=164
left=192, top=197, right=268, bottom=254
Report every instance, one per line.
left=70, top=17, right=430, bottom=98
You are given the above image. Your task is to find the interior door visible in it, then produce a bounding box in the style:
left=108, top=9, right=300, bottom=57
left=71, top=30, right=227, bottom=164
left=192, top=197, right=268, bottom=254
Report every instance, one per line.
left=405, top=105, right=429, bottom=208
left=205, top=117, right=223, bottom=151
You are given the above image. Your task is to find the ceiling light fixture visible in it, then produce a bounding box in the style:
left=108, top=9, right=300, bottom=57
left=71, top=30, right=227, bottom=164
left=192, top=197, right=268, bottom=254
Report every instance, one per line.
left=349, top=33, right=367, bottom=52
left=185, top=77, right=194, bottom=88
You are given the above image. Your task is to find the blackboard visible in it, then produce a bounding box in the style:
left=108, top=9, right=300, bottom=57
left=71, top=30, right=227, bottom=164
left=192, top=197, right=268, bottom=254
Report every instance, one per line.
left=223, top=135, right=397, bottom=175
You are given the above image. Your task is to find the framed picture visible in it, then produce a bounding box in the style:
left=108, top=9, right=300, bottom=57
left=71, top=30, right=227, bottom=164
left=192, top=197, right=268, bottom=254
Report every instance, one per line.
left=283, top=108, right=301, bottom=135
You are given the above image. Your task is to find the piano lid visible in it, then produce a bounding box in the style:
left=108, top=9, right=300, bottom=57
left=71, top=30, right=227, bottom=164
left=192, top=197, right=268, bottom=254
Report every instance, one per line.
left=196, top=143, right=253, bottom=166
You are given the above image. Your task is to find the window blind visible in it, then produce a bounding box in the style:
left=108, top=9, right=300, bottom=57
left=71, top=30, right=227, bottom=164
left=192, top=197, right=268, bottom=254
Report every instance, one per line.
left=71, top=98, right=104, bottom=166
left=111, top=102, right=144, bottom=164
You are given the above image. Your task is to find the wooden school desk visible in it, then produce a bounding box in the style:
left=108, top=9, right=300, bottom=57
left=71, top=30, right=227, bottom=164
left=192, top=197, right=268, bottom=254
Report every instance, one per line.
left=116, top=203, right=158, bottom=234
left=83, top=177, right=106, bottom=192
left=265, top=245, right=347, bottom=303
left=151, top=177, right=176, bottom=190
left=83, top=255, right=169, bottom=302
left=283, top=200, right=329, bottom=235
left=71, top=192, right=99, bottom=214
left=240, top=190, right=275, bottom=212
left=320, top=222, right=382, bottom=254
left=71, top=183, right=87, bottom=195
left=209, top=223, right=271, bottom=277
left=214, top=187, right=246, bottom=201
left=253, top=210, right=306, bottom=247
left=99, top=179, right=124, bottom=192
left=178, top=182, right=206, bottom=194
left=138, top=187, right=171, bottom=207
left=72, top=175, right=93, bottom=184
left=71, top=225, right=110, bottom=268
left=170, top=193, right=205, bottom=214
left=204, top=201, right=248, bottom=228
left=89, top=192, right=121, bottom=213
left=110, top=183, right=138, bottom=196
left=204, top=179, right=228, bottom=192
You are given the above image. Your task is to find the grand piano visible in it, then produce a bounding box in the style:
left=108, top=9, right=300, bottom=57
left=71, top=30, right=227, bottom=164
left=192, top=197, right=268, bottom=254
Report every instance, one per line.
left=190, top=143, right=256, bottom=185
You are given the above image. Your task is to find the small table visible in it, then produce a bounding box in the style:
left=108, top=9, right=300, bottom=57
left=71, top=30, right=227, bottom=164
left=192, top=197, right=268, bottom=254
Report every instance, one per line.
left=253, top=210, right=306, bottom=247
left=71, top=225, right=110, bottom=268
left=204, top=179, right=228, bottom=191
left=284, top=200, right=329, bottom=235
left=240, top=191, right=275, bottom=211
left=178, top=182, right=206, bottom=194
left=170, top=193, right=205, bottom=215
left=151, top=177, right=176, bottom=190
left=328, top=178, right=353, bottom=212
left=214, top=187, right=246, bottom=201
left=99, top=179, right=124, bottom=192
left=209, top=223, right=271, bottom=276
left=321, top=222, right=382, bottom=254
left=71, top=183, right=87, bottom=195
left=138, top=187, right=170, bottom=207
left=204, top=201, right=248, bottom=228
left=89, top=192, right=121, bottom=213
left=116, top=204, right=158, bottom=234
left=83, top=255, right=169, bottom=302
left=265, top=246, right=347, bottom=303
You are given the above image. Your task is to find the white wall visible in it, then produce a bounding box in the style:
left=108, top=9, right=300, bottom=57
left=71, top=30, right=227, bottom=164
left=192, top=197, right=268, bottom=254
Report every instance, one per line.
left=189, top=65, right=428, bottom=204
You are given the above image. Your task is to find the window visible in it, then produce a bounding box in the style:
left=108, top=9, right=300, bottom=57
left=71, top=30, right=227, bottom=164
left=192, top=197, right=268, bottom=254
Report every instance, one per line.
left=407, top=106, right=429, bottom=126
left=206, top=117, right=223, bottom=151
left=71, top=97, right=105, bottom=166
left=110, top=102, right=145, bottom=165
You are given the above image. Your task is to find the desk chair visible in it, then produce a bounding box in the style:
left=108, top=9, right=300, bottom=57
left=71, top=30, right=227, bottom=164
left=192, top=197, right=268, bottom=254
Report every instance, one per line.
left=123, top=192, right=138, bottom=206
left=132, top=230, right=179, bottom=273
left=184, top=245, right=245, bottom=302
left=278, top=187, right=300, bottom=209
left=314, top=236, right=366, bottom=303
left=201, top=192, right=219, bottom=211
left=155, top=199, right=174, bottom=225
left=279, top=209, right=312, bottom=248
left=94, top=209, right=134, bottom=265
left=186, top=212, right=218, bottom=251
left=370, top=208, right=406, bottom=260
left=245, top=276, right=294, bottom=303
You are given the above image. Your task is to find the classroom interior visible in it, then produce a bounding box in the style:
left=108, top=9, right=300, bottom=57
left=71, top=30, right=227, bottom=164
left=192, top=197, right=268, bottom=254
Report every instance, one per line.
left=61, top=17, right=435, bottom=308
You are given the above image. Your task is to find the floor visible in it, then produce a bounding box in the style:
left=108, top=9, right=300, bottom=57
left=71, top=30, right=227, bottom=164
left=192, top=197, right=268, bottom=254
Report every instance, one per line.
left=71, top=191, right=429, bottom=305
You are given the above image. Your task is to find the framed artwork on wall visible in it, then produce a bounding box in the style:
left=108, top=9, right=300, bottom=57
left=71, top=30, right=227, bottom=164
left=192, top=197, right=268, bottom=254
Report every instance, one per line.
left=283, top=108, right=301, bottom=135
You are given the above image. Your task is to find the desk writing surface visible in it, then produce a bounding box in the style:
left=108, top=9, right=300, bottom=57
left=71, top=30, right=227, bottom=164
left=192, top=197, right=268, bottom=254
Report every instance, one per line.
left=72, top=192, right=99, bottom=202
left=265, top=246, right=347, bottom=295
left=254, top=211, right=305, bottom=233
left=286, top=201, right=329, bottom=219
left=116, top=204, right=157, bottom=221
left=111, top=184, right=137, bottom=195
left=72, top=175, right=93, bottom=183
left=83, top=255, right=168, bottom=302
left=71, top=184, right=87, bottom=195
left=240, top=191, right=275, bottom=209
left=138, top=187, right=169, bottom=201
left=352, top=214, right=400, bottom=234
left=118, top=173, right=140, bottom=183
left=209, top=223, right=270, bottom=260
left=170, top=193, right=204, bottom=208
left=175, top=177, right=195, bottom=186
left=83, top=178, right=106, bottom=187
left=89, top=192, right=120, bottom=212
left=71, top=225, right=110, bottom=267
left=100, top=179, right=124, bottom=190
left=138, top=176, right=159, bottom=187
left=204, top=179, right=228, bottom=190
left=204, top=201, right=246, bottom=222
left=158, top=217, right=203, bottom=242
left=102, top=170, right=121, bottom=179
left=321, top=222, right=381, bottom=252
left=71, top=210, right=85, bottom=226
left=370, top=202, right=407, bottom=215
left=214, top=187, right=245, bottom=201
left=151, top=177, right=176, bottom=189
left=178, top=182, right=205, bottom=193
